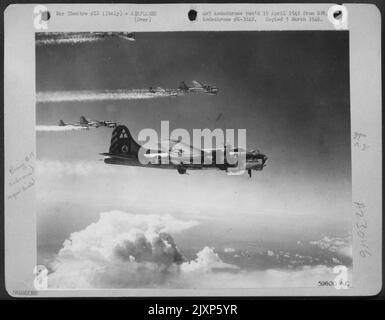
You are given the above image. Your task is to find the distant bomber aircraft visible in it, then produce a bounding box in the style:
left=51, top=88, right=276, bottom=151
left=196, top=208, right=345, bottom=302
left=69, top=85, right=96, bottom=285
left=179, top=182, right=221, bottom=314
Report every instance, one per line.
left=79, top=116, right=117, bottom=128
left=58, top=119, right=89, bottom=130
left=148, top=81, right=218, bottom=96
left=178, top=80, right=218, bottom=95
left=148, top=86, right=179, bottom=97
left=101, top=125, right=267, bottom=177
left=59, top=116, right=117, bottom=129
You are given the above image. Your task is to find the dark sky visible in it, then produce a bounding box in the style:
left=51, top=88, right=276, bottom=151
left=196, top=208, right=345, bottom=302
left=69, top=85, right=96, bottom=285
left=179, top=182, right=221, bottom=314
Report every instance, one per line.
left=36, top=31, right=351, bottom=246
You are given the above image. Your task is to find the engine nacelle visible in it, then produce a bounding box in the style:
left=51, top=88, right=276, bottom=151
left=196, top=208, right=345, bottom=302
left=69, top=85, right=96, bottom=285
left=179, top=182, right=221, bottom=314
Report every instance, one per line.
left=177, top=165, right=187, bottom=175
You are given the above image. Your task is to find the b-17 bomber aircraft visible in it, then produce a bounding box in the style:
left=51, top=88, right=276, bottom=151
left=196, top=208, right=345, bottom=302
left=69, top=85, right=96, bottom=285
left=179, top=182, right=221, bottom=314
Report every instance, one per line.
left=148, top=86, right=179, bottom=97
left=58, top=116, right=117, bottom=129
left=101, top=125, right=267, bottom=177
left=178, top=80, right=218, bottom=95
left=79, top=116, right=117, bottom=128
left=147, top=81, right=217, bottom=97
left=58, top=119, right=90, bottom=130
left=149, top=86, right=165, bottom=93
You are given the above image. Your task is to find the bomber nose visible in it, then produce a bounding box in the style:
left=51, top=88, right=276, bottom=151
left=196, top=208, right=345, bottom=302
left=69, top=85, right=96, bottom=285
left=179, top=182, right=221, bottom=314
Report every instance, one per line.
left=262, top=154, right=268, bottom=165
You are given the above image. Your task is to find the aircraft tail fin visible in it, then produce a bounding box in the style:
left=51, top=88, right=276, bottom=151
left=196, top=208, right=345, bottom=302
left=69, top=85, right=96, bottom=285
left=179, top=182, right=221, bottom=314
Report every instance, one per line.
left=109, top=125, right=141, bottom=156
left=79, top=116, right=88, bottom=125
left=178, top=81, right=189, bottom=90
left=58, top=120, right=66, bottom=126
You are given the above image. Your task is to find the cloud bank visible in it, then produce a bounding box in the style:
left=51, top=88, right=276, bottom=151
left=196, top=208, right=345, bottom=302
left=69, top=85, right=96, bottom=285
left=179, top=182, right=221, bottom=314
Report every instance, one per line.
left=46, top=211, right=350, bottom=289
left=309, top=235, right=352, bottom=258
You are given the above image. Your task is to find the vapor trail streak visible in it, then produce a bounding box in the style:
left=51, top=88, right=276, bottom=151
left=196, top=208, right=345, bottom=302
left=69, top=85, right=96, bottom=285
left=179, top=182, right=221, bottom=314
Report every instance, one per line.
left=36, top=37, right=103, bottom=46
left=36, top=32, right=135, bottom=46
left=36, top=125, right=88, bottom=132
left=36, top=89, right=182, bottom=103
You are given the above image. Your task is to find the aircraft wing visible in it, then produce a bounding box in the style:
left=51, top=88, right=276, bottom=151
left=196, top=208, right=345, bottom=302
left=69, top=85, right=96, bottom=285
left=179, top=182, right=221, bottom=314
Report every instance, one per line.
left=143, top=152, right=169, bottom=158
left=201, top=147, right=226, bottom=152
left=100, top=152, right=135, bottom=159
left=156, top=140, right=204, bottom=160
left=192, top=80, right=204, bottom=88
left=158, top=140, right=178, bottom=152
left=86, top=120, right=100, bottom=127
left=117, top=32, right=136, bottom=41
left=168, top=140, right=203, bottom=156
left=200, top=146, right=247, bottom=156
left=170, top=141, right=244, bottom=158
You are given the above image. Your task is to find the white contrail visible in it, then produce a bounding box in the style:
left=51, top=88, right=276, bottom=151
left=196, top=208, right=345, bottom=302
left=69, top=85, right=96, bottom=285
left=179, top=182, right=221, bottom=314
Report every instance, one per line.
left=36, top=32, right=135, bottom=46
left=36, top=125, right=88, bottom=132
left=36, top=37, right=102, bottom=46
left=36, top=89, right=183, bottom=103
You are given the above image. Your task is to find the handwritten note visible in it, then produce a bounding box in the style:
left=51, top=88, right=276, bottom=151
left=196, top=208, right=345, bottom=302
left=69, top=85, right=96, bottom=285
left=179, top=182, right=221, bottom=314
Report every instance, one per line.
left=7, top=152, right=35, bottom=201
left=353, top=201, right=371, bottom=258
left=353, top=132, right=369, bottom=151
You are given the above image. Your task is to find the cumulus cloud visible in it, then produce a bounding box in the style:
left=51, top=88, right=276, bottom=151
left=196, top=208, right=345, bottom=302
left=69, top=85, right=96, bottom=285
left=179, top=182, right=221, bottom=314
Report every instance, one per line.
left=48, top=211, right=199, bottom=288
left=309, top=236, right=352, bottom=258
left=180, top=247, right=239, bottom=273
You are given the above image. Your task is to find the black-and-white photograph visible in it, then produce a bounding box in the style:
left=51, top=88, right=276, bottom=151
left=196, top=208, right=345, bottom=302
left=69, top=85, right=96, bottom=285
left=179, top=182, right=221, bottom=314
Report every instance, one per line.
left=35, top=30, right=352, bottom=289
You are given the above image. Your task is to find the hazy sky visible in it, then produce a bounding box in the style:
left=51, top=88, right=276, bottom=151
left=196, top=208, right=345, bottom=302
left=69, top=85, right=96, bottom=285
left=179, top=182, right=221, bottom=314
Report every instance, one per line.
left=36, top=31, right=351, bottom=263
